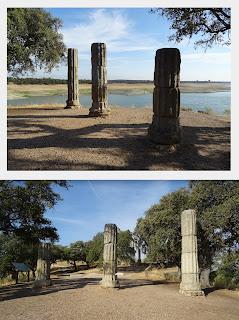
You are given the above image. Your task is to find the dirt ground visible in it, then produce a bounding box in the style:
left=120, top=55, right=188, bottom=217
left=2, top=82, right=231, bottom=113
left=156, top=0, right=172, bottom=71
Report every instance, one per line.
left=7, top=106, right=230, bottom=170
left=0, top=270, right=238, bottom=320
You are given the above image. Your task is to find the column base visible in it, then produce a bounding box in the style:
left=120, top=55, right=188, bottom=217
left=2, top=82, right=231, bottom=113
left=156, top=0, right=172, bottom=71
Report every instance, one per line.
left=179, top=289, right=205, bottom=297
left=100, top=278, right=120, bottom=288
left=32, top=279, right=52, bottom=288
left=65, top=100, right=80, bottom=109
left=148, top=116, right=181, bottom=145
left=89, top=103, right=110, bottom=117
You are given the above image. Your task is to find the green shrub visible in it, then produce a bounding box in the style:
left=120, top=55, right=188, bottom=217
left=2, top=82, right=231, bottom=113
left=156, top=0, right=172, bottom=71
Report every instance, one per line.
left=214, top=251, right=239, bottom=289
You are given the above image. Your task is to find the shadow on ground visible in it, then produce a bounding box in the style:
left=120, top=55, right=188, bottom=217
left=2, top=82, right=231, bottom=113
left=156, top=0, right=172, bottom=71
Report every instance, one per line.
left=0, top=276, right=177, bottom=302
left=7, top=110, right=230, bottom=170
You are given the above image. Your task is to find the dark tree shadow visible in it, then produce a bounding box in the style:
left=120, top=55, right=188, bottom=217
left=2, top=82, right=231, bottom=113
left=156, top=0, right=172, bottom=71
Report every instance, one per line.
left=7, top=111, right=230, bottom=170
left=0, top=277, right=99, bottom=302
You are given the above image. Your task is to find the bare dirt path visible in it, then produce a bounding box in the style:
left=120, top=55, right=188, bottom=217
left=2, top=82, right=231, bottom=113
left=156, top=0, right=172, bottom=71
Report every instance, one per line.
left=7, top=106, right=230, bottom=170
left=0, top=271, right=238, bottom=320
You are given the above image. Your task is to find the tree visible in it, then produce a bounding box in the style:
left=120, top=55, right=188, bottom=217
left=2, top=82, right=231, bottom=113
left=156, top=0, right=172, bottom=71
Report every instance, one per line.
left=135, top=181, right=239, bottom=273
left=214, top=250, right=239, bottom=289
left=135, top=189, right=189, bottom=267
left=117, top=230, right=135, bottom=264
left=190, top=181, right=239, bottom=269
left=51, top=244, right=67, bottom=264
left=66, top=241, right=87, bottom=271
left=7, top=8, right=66, bottom=75
left=151, top=8, right=230, bottom=48
left=0, top=180, right=69, bottom=243
left=0, top=233, right=38, bottom=279
left=85, top=233, right=104, bottom=266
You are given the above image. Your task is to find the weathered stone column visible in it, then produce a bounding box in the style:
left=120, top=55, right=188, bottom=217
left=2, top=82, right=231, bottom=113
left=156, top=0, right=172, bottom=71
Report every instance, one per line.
left=148, top=48, right=181, bottom=144
left=89, top=43, right=110, bottom=116
left=100, top=224, right=119, bottom=288
left=65, top=48, right=80, bottom=109
left=180, top=210, right=204, bottom=296
left=33, top=242, right=52, bottom=288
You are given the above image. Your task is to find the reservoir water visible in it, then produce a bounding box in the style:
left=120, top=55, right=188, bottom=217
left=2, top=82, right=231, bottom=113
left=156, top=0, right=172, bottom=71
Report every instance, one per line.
left=8, top=91, right=230, bottom=115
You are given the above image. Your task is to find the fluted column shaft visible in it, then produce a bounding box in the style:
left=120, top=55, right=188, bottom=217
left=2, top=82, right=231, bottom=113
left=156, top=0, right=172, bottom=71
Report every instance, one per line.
left=89, top=43, right=110, bottom=116
left=33, top=242, right=52, bottom=288
left=148, top=48, right=181, bottom=144
left=180, top=210, right=204, bottom=296
left=65, top=48, right=80, bottom=109
left=100, top=224, right=119, bottom=288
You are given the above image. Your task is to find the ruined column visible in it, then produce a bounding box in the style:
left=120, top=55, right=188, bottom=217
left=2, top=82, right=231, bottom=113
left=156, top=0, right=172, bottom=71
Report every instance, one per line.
left=33, top=242, right=52, bottom=288
left=65, top=48, right=80, bottom=109
left=180, top=210, right=204, bottom=296
left=89, top=43, right=110, bottom=116
left=148, top=48, right=181, bottom=144
left=100, top=224, right=119, bottom=288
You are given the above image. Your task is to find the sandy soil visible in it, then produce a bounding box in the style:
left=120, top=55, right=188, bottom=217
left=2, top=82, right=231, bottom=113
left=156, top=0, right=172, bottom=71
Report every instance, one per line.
left=7, top=82, right=230, bottom=99
left=7, top=106, right=230, bottom=170
left=0, top=270, right=238, bottom=320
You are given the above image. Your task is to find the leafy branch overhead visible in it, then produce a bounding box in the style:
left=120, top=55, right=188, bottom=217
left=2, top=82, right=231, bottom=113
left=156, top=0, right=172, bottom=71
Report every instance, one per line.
left=7, top=8, right=66, bottom=75
left=0, top=181, right=69, bottom=243
left=151, top=8, right=231, bottom=48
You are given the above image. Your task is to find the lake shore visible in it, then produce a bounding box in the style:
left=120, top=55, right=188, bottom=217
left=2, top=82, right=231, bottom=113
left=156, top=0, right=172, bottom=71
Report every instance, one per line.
left=8, top=105, right=230, bottom=171
left=8, top=82, right=230, bottom=99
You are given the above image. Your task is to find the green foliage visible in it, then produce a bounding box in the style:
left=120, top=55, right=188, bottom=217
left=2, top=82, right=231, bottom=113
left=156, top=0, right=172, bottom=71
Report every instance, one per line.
left=151, top=8, right=230, bottom=48
left=117, top=230, right=135, bottom=263
left=51, top=230, right=136, bottom=268
left=135, top=189, right=189, bottom=266
left=214, top=251, right=239, bottom=289
left=0, top=234, right=38, bottom=278
left=135, top=181, right=239, bottom=269
left=85, top=233, right=104, bottom=266
left=7, top=8, right=66, bottom=75
left=190, top=181, right=239, bottom=255
left=0, top=180, right=69, bottom=242
left=65, top=241, right=87, bottom=270
left=51, top=244, right=67, bottom=264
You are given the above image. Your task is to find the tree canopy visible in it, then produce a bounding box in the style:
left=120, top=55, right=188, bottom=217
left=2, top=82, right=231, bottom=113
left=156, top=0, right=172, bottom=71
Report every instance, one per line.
left=7, top=8, right=66, bottom=75
left=151, top=8, right=231, bottom=48
left=0, top=180, right=69, bottom=243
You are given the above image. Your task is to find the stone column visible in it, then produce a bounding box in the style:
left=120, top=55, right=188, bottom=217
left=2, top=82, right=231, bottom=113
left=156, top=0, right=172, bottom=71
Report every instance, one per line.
left=89, top=43, right=110, bottom=116
left=180, top=210, right=204, bottom=296
left=65, top=48, right=80, bottom=109
left=100, top=224, right=119, bottom=288
left=33, top=242, right=52, bottom=288
left=148, top=48, right=181, bottom=144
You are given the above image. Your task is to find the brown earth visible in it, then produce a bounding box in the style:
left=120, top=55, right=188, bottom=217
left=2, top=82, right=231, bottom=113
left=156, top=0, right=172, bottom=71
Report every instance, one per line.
left=0, top=269, right=238, bottom=320
left=7, top=106, right=230, bottom=170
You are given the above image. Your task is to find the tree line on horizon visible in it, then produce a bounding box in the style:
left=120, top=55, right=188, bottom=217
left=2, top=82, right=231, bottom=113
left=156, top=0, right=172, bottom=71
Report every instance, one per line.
left=8, top=77, right=228, bottom=85
left=0, top=180, right=238, bottom=289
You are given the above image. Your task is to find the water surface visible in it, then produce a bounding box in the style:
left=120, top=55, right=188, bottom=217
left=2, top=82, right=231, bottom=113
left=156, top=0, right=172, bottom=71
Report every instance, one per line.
left=8, top=91, right=230, bottom=115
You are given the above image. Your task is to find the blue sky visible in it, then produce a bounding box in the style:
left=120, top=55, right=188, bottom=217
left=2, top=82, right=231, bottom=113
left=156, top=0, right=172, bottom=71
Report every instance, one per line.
left=31, top=8, right=230, bottom=81
left=46, top=180, right=188, bottom=245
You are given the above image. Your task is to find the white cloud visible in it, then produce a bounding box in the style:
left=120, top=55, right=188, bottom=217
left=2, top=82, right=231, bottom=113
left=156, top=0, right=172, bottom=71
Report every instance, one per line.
left=62, top=9, right=162, bottom=56
left=51, top=216, right=86, bottom=225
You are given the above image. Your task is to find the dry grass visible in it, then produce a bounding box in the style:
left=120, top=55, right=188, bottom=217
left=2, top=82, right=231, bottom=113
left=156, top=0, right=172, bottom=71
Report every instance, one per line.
left=7, top=82, right=230, bottom=99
